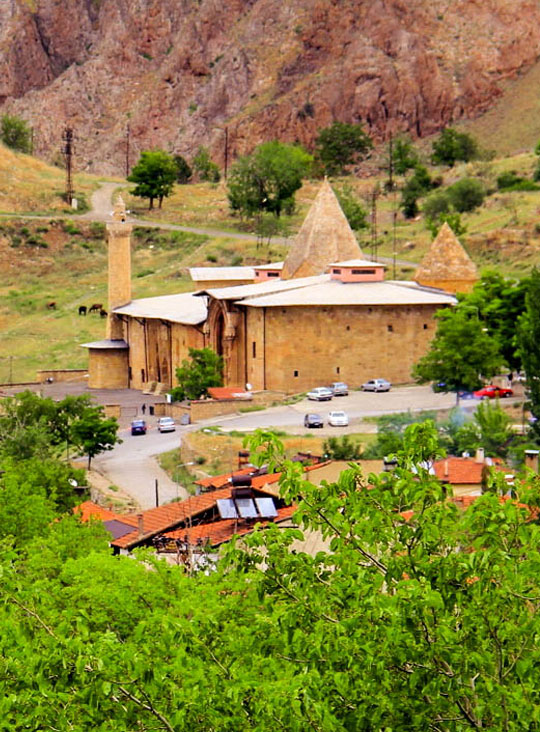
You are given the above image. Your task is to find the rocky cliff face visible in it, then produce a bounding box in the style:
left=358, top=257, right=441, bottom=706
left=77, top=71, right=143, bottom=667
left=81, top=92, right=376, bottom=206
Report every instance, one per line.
left=2, top=0, right=540, bottom=174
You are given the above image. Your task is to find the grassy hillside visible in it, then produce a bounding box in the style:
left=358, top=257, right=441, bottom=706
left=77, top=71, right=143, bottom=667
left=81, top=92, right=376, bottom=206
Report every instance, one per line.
left=3, top=131, right=540, bottom=384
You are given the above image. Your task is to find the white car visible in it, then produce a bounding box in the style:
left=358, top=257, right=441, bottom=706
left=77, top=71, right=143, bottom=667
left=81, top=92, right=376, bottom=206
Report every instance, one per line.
left=157, top=417, right=176, bottom=433
left=361, top=378, right=391, bottom=392
left=328, top=410, right=349, bottom=427
left=307, top=387, right=334, bottom=401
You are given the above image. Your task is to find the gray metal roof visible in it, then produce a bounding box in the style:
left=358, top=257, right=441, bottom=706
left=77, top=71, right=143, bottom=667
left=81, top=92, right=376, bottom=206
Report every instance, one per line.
left=203, top=274, right=328, bottom=301
left=113, top=292, right=207, bottom=325
left=235, top=280, right=457, bottom=308
left=189, top=266, right=255, bottom=281
left=80, top=339, right=129, bottom=350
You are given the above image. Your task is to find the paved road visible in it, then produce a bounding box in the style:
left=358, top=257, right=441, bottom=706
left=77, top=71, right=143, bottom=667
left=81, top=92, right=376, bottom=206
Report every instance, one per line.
left=92, top=384, right=489, bottom=509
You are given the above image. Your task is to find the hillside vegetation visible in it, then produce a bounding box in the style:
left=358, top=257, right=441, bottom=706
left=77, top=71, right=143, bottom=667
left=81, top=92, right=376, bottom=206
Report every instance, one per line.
left=2, top=134, right=540, bottom=383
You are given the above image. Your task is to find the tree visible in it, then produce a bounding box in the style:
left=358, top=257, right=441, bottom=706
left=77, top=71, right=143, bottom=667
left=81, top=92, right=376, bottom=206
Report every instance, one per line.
left=192, top=146, right=220, bottom=182
left=227, top=141, right=313, bottom=219
left=392, top=135, right=418, bottom=175
left=413, top=305, right=506, bottom=398
left=426, top=211, right=466, bottom=239
left=334, top=184, right=368, bottom=231
left=447, top=177, right=485, bottom=213
left=431, top=127, right=479, bottom=166
left=70, top=407, right=119, bottom=469
left=127, top=150, right=177, bottom=209
left=173, top=154, right=192, bottom=184
left=170, top=347, right=223, bottom=401
left=0, top=114, right=32, bottom=153
left=315, top=121, right=373, bottom=176
left=5, top=426, right=540, bottom=729
left=322, top=435, right=362, bottom=460
left=518, top=268, right=540, bottom=440
left=400, top=165, right=435, bottom=218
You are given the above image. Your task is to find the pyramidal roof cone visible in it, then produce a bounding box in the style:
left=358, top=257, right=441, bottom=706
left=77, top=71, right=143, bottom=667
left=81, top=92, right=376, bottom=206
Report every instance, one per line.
left=281, top=178, right=364, bottom=279
left=415, top=222, right=478, bottom=293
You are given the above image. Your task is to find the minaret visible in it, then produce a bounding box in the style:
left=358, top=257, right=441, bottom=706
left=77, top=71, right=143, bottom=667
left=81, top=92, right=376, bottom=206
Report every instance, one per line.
left=106, top=196, right=132, bottom=339
left=414, top=222, right=478, bottom=294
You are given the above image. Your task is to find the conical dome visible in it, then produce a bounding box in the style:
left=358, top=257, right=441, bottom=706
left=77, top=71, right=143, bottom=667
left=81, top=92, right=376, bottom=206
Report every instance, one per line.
left=281, top=179, right=364, bottom=279
left=415, top=222, right=478, bottom=294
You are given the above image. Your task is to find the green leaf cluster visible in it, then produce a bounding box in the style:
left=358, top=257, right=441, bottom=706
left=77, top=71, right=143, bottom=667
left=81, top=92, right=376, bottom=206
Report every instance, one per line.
left=193, top=146, right=220, bottom=182
left=0, top=114, right=32, bottom=154
left=227, top=140, right=312, bottom=218
left=127, top=149, right=178, bottom=209
left=315, top=121, right=373, bottom=176
left=171, top=347, right=223, bottom=401
left=431, top=127, right=480, bottom=166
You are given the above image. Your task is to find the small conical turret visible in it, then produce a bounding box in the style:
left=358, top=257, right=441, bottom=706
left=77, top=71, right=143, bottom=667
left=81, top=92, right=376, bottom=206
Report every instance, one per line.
left=415, top=222, right=478, bottom=294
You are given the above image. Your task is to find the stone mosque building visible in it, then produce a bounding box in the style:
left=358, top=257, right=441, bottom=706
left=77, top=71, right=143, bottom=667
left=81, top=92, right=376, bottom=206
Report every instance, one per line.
left=83, top=180, right=477, bottom=393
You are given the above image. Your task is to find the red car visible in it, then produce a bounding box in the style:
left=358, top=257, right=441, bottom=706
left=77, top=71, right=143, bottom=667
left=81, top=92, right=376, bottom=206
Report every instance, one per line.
left=473, top=385, right=513, bottom=399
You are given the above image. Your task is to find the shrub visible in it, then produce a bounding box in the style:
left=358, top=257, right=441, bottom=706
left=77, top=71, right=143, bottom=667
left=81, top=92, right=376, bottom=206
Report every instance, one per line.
left=447, top=178, right=485, bottom=213
left=431, top=127, right=479, bottom=166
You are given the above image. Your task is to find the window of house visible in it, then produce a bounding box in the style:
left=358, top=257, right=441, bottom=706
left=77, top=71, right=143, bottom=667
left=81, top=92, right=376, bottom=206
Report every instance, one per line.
left=423, top=323, right=428, bottom=330
left=352, top=268, right=375, bottom=275
left=387, top=325, right=393, bottom=332
left=294, top=370, right=299, bottom=377
left=346, top=325, right=351, bottom=331
left=252, top=341, right=256, bottom=358
left=336, top=366, right=340, bottom=374
left=332, top=268, right=341, bottom=274
left=267, top=271, right=279, bottom=277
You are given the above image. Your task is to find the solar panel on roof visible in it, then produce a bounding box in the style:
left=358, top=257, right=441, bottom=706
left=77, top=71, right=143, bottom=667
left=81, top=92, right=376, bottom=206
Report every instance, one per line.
left=216, top=498, right=238, bottom=519
left=254, top=497, right=278, bottom=518
left=236, top=497, right=258, bottom=519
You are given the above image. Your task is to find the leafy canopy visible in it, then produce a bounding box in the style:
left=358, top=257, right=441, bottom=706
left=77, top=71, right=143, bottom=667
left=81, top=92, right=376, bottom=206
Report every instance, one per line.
left=4, top=425, right=540, bottom=729
left=227, top=140, right=313, bottom=218
left=431, top=127, right=480, bottom=166
left=334, top=184, right=368, bottom=231
left=170, top=347, right=223, bottom=401
left=173, top=153, right=192, bottom=183
left=413, top=305, right=505, bottom=393
left=193, top=146, right=220, bottom=182
left=315, top=121, right=372, bottom=176
left=127, top=149, right=178, bottom=209
left=518, top=268, right=540, bottom=440
left=0, top=114, right=32, bottom=153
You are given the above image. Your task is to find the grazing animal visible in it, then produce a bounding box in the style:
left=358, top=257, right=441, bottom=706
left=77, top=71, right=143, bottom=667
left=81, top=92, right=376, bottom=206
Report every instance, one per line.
left=88, top=303, right=103, bottom=314
left=99, top=309, right=108, bottom=318
left=46, top=301, right=56, bottom=310
left=78, top=305, right=87, bottom=316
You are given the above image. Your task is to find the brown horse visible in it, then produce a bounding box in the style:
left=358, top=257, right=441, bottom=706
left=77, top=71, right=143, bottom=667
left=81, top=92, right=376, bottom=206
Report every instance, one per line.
left=88, top=303, right=103, bottom=314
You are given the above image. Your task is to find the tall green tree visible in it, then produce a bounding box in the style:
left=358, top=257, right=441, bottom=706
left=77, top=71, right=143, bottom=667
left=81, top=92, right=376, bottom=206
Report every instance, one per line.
left=70, top=406, right=119, bottom=469
left=192, top=146, right=220, bottom=182
left=227, top=140, right=313, bottom=218
left=0, top=114, right=32, bottom=153
left=391, top=135, right=418, bottom=175
left=173, top=154, right=192, bottom=183
left=334, top=184, right=368, bottom=232
left=413, top=305, right=505, bottom=398
left=170, top=347, right=223, bottom=401
left=431, top=127, right=479, bottom=166
left=127, top=150, right=177, bottom=209
left=315, top=121, right=373, bottom=176
left=518, top=268, right=540, bottom=439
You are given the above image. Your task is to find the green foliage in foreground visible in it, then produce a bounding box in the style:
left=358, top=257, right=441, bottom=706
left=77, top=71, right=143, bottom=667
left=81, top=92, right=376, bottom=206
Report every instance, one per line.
left=0, top=114, right=32, bottom=153
left=3, top=425, right=540, bottom=728
left=170, top=347, right=224, bottom=401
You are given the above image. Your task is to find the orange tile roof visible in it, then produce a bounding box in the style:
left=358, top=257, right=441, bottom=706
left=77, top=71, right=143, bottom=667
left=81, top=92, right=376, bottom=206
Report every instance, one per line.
left=73, top=501, right=138, bottom=525
left=195, top=467, right=254, bottom=489
left=164, top=505, right=297, bottom=547
left=207, top=386, right=251, bottom=400
left=432, top=457, right=507, bottom=485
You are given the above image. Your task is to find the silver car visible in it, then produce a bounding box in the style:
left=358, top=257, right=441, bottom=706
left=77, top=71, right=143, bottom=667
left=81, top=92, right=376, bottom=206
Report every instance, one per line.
left=361, top=378, right=391, bottom=392
left=307, top=386, right=334, bottom=401
left=157, top=416, right=176, bottom=432
left=330, top=382, right=349, bottom=396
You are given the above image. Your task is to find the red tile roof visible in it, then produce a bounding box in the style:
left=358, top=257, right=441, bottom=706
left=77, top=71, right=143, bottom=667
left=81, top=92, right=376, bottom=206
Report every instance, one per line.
left=207, top=386, right=252, bottom=400
left=73, top=501, right=137, bottom=525
left=432, top=457, right=507, bottom=485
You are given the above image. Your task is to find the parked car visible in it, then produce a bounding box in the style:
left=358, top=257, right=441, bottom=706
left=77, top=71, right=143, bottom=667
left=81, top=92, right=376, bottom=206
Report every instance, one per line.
left=330, top=382, right=349, bottom=396
left=361, top=378, right=391, bottom=392
left=473, top=385, right=513, bottom=399
left=307, top=386, right=334, bottom=401
left=157, top=417, right=176, bottom=433
left=304, top=413, right=324, bottom=428
left=328, top=410, right=349, bottom=427
left=131, top=419, right=147, bottom=436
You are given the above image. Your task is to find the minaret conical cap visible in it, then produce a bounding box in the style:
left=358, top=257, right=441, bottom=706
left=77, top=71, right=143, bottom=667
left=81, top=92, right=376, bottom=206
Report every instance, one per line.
left=281, top=178, right=364, bottom=280
left=415, top=222, right=478, bottom=284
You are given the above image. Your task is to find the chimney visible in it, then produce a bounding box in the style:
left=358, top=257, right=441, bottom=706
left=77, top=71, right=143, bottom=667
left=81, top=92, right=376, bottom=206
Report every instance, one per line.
left=525, top=449, right=540, bottom=473
left=475, top=448, right=485, bottom=464
left=443, top=459, right=449, bottom=478
left=238, top=450, right=250, bottom=469
left=137, top=513, right=144, bottom=538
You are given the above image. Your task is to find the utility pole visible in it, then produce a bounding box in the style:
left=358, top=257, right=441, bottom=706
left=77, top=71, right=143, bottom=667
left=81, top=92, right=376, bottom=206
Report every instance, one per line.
left=370, top=186, right=379, bottom=262
left=224, top=126, right=229, bottom=181
left=387, top=133, right=394, bottom=192
left=9, top=356, right=13, bottom=385
left=155, top=478, right=159, bottom=508
left=125, top=123, right=131, bottom=177
left=62, top=126, right=74, bottom=206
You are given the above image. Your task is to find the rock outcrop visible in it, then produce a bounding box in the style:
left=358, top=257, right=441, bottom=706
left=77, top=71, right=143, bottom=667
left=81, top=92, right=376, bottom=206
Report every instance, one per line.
left=2, top=0, right=540, bottom=174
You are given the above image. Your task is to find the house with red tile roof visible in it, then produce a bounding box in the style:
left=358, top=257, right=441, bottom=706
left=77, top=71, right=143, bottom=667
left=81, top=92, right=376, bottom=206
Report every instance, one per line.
left=431, top=450, right=511, bottom=496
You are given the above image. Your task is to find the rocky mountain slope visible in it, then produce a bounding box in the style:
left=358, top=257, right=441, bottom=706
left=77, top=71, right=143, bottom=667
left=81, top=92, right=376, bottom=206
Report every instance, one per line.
left=2, top=0, right=540, bottom=174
